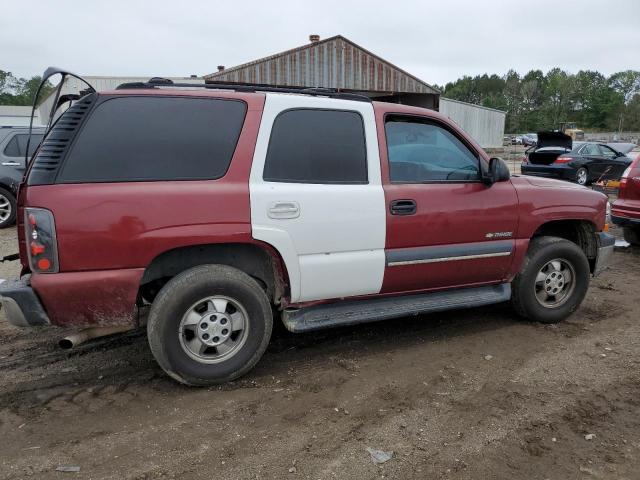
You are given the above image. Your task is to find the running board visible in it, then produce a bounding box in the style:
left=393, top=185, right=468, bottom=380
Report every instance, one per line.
left=282, top=283, right=511, bottom=333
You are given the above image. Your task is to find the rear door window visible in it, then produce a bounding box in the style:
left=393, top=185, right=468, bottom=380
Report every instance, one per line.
left=58, top=96, right=247, bottom=183
left=598, top=145, right=617, bottom=158
left=3, top=133, right=44, bottom=158
left=263, top=109, right=368, bottom=184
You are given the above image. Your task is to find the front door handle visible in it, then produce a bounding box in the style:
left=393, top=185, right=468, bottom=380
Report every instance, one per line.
left=268, top=201, right=300, bottom=219
left=390, top=199, right=417, bottom=216
left=1, top=162, right=21, bottom=167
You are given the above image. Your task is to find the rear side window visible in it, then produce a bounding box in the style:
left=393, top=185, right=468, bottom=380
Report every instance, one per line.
left=263, top=109, right=367, bottom=184
left=58, top=97, right=246, bottom=183
left=3, top=133, right=44, bottom=158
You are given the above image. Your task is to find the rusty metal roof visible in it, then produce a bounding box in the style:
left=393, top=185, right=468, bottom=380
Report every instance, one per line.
left=204, top=35, right=439, bottom=95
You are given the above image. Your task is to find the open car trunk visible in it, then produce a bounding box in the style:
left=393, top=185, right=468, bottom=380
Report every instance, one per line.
left=527, top=131, right=572, bottom=165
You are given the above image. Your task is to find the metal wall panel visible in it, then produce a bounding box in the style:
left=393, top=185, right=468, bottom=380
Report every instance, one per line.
left=440, top=98, right=506, bottom=148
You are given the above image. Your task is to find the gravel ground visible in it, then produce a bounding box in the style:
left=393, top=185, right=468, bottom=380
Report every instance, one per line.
left=0, top=222, right=639, bottom=480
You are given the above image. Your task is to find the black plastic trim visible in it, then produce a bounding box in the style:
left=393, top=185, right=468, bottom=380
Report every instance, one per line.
left=611, top=214, right=640, bottom=227
left=0, top=278, right=50, bottom=327
left=283, top=283, right=511, bottom=332
left=386, top=240, right=513, bottom=265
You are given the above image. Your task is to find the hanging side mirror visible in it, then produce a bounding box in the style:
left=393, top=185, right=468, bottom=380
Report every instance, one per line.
left=483, top=157, right=511, bottom=186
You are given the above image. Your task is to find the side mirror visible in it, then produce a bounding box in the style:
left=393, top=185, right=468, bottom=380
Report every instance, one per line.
left=483, top=157, right=511, bottom=186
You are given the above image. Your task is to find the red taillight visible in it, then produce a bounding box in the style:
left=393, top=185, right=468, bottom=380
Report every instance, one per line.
left=554, top=157, right=572, bottom=164
left=25, top=208, right=59, bottom=273
left=521, top=156, right=528, bottom=164
left=619, top=159, right=639, bottom=196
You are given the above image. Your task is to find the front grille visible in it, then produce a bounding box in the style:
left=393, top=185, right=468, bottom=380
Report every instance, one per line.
left=27, top=93, right=97, bottom=185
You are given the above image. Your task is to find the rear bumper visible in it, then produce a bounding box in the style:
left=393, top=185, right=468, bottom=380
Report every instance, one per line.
left=593, top=232, right=615, bottom=277
left=611, top=213, right=640, bottom=227
left=0, top=277, right=50, bottom=327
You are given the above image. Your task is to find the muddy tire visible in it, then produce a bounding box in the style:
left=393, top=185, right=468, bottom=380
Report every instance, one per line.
left=511, top=236, right=590, bottom=324
left=0, top=187, right=16, bottom=229
left=623, top=226, right=640, bottom=246
left=147, top=264, right=273, bottom=386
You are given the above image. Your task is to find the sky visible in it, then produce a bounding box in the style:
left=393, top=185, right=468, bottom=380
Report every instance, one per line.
left=1, top=0, right=639, bottom=86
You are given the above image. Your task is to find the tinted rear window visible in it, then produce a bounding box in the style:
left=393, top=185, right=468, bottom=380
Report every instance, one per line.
left=58, top=96, right=246, bottom=183
left=3, top=133, right=44, bottom=158
left=263, top=109, right=367, bottom=184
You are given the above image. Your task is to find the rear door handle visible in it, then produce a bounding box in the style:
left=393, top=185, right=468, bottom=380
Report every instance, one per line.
left=1, top=162, right=20, bottom=167
left=390, top=199, right=417, bottom=215
left=268, top=201, right=300, bottom=219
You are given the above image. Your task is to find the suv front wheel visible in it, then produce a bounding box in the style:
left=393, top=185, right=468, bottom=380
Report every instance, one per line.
left=511, top=236, right=590, bottom=323
left=147, top=264, right=273, bottom=386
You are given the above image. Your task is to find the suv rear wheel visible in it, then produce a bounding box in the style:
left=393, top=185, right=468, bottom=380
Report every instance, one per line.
left=511, top=236, right=590, bottom=323
left=0, top=187, right=16, bottom=229
left=147, top=264, right=273, bottom=386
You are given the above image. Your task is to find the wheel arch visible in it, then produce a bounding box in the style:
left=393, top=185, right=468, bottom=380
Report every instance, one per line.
left=530, top=219, right=598, bottom=271
left=139, top=242, right=290, bottom=306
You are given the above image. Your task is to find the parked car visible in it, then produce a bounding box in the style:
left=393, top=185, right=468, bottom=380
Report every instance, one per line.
left=611, top=156, right=640, bottom=245
left=512, top=135, right=524, bottom=145
left=0, top=126, right=45, bottom=228
left=0, top=72, right=614, bottom=386
left=522, top=133, right=538, bottom=147
left=521, top=132, right=633, bottom=186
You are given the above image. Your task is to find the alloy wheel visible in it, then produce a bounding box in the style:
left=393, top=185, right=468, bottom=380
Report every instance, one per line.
left=178, top=295, right=249, bottom=364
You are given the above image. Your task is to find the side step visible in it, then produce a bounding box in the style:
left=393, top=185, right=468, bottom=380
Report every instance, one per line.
left=282, top=283, right=511, bottom=333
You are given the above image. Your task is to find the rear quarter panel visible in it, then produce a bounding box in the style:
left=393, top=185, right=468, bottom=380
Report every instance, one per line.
left=22, top=92, right=266, bottom=326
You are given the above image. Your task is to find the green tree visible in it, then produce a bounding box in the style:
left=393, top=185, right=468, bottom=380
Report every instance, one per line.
left=0, top=69, right=54, bottom=107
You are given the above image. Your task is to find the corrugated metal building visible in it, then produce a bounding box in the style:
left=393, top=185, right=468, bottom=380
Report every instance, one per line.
left=0, top=105, right=42, bottom=126
left=205, top=35, right=505, bottom=147
left=440, top=98, right=506, bottom=149
left=206, top=35, right=440, bottom=110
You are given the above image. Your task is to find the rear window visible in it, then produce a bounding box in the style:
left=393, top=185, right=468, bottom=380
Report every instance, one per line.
left=3, top=133, right=44, bottom=158
left=58, top=96, right=246, bottom=183
left=263, top=109, right=368, bottom=184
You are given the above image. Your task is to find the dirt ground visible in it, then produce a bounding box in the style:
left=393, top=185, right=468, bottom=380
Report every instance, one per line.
left=1, top=221, right=639, bottom=479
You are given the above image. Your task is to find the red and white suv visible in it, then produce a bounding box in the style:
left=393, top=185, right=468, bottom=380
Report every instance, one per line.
left=0, top=72, right=614, bottom=385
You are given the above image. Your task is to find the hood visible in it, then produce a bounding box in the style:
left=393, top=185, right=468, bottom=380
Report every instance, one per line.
left=536, top=131, right=572, bottom=150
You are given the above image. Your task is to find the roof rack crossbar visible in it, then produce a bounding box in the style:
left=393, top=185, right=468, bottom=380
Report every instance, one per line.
left=115, top=79, right=372, bottom=102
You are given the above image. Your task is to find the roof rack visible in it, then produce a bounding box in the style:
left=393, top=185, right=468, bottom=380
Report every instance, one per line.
left=116, top=78, right=372, bottom=102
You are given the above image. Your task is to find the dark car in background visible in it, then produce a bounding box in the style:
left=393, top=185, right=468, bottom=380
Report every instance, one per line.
left=521, top=131, right=633, bottom=186
left=0, top=126, right=45, bottom=228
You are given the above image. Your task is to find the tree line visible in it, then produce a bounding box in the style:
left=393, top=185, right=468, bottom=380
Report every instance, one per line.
left=439, top=69, right=640, bottom=134
left=3, top=67, right=639, bottom=134
left=0, top=70, right=54, bottom=107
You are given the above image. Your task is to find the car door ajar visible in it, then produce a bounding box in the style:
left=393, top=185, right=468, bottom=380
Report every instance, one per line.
left=598, top=144, right=631, bottom=180
left=376, top=108, right=519, bottom=294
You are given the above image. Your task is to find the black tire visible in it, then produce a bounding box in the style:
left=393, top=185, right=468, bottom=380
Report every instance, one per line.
left=511, top=236, right=590, bottom=324
left=575, top=167, right=589, bottom=186
left=147, top=264, right=273, bottom=386
left=623, top=226, right=640, bottom=246
left=0, top=187, right=17, bottom=229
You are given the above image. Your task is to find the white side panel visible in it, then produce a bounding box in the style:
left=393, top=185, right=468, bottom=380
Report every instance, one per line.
left=250, top=93, right=386, bottom=303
